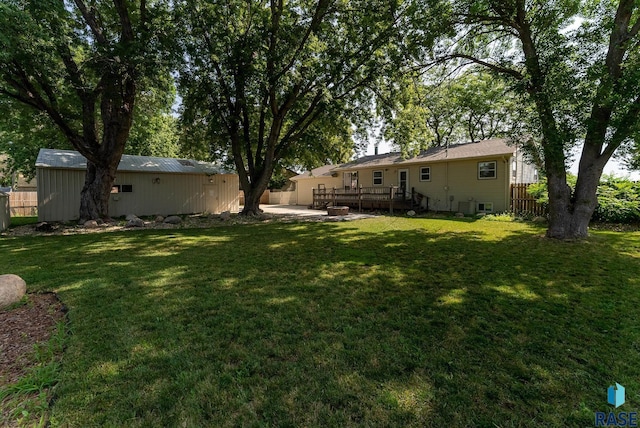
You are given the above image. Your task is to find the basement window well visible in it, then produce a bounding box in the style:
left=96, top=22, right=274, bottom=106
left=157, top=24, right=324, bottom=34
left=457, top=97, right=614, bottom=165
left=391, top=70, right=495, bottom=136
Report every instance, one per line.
left=477, top=202, right=494, bottom=213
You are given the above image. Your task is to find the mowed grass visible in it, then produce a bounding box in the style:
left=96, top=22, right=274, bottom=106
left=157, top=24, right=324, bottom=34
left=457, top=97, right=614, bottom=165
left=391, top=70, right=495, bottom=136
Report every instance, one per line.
left=1, top=216, right=640, bottom=427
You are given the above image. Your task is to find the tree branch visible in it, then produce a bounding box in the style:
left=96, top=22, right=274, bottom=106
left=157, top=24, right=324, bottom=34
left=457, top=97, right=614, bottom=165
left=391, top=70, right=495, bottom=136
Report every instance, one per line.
left=73, top=0, right=108, bottom=45
left=440, top=54, right=524, bottom=80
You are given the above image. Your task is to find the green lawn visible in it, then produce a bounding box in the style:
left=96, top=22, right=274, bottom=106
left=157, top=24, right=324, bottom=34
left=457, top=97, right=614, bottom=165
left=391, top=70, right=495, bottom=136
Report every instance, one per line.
left=2, top=216, right=640, bottom=427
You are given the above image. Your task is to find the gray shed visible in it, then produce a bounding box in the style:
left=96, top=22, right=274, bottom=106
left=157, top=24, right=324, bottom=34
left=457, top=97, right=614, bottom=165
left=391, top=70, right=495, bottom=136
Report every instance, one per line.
left=36, top=149, right=239, bottom=222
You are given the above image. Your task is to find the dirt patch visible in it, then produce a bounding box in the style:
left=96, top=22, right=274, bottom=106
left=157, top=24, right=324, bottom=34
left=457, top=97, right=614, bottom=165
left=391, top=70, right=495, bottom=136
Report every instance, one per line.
left=0, top=293, right=67, bottom=386
left=1, top=211, right=364, bottom=238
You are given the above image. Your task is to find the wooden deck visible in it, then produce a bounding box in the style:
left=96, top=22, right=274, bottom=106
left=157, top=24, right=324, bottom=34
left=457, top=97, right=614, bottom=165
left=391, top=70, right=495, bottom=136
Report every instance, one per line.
left=313, top=186, right=428, bottom=213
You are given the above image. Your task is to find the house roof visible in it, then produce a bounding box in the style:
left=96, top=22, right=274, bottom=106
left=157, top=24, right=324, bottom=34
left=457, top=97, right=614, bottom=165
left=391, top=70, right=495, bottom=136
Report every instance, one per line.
left=35, top=149, right=231, bottom=175
left=290, top=164, right=340, bottom=180
left=332, top=138, right=515, bottom=171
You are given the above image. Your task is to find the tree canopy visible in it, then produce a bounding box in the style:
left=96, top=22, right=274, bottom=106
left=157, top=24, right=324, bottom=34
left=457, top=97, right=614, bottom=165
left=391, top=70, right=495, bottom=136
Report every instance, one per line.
left=0, top=0, right=174, bottom=219
left=434, top=0, right=640, bottom=238
left=378, top=68, right=521, bottom=156
left=176, top=0, right=447, bottom=214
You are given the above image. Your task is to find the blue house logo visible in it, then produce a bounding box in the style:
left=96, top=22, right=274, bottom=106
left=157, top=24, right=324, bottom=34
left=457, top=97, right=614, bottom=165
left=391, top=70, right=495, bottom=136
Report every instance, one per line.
left=608, top=383, right=626, bottom=408
left=596, top=383, right=637, bottom=427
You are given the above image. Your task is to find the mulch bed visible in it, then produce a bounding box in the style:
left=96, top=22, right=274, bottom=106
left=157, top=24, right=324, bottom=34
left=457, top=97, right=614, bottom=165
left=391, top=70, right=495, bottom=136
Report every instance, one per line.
left=0, top=293, right=67, bottom=386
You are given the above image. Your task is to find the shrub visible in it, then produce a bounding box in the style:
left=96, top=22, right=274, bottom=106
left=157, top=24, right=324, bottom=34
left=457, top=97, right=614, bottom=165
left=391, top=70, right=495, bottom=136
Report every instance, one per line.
left=592, top=176, right=640, bottom=223
left=527, top=175, right=640, bottom=224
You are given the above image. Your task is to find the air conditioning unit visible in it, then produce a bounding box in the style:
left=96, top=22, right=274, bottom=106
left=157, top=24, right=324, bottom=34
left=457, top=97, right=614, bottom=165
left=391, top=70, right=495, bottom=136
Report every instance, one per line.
left=458, top=201, right=473, bottom=215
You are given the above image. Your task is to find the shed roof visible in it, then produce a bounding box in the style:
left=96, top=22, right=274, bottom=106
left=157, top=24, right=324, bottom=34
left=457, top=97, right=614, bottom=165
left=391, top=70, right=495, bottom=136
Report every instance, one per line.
left=36, top=149, right=231, bottom=175
left=333, top=138, right=515, bottom=171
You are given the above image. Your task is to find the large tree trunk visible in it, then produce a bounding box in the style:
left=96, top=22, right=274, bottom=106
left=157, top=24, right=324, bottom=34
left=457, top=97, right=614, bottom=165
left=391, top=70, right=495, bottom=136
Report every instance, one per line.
left=78, top=158, right=121, bottom=222
left=545, top=172, right=601, bottom=239
left=76, top=72, right=135, bottom=222
left=241, top=185, right=266, bottom=216
left=239, top=167, right=274, bottom=216
left=545, top=170, right=573, bottom=239
left=545, top=142, right=606, bottom=239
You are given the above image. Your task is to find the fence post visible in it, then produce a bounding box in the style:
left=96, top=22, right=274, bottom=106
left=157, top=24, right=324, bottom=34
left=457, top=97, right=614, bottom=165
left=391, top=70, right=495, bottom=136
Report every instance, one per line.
left=358, top=185, right=362, bottom=212
left=332, top=187, right=336, bottom=207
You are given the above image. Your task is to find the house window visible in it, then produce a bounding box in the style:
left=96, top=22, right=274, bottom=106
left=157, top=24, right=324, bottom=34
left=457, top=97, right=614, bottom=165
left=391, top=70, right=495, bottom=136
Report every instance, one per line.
left=373, top=170, right=383, bottom=186
left=420, top=167, right=431, bottom=181
left=478, top=161, right=497, bottom=179
left=477, top=202, right=494, bottom=213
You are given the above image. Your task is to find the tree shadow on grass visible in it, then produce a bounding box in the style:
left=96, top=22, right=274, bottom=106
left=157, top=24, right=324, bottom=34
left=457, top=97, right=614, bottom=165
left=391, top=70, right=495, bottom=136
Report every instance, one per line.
left=2, top=219, right=640, bottom=427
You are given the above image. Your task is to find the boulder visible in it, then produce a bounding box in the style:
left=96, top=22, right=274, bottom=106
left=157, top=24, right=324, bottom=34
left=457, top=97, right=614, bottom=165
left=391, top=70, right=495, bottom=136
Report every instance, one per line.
left=84, top=220, right=99, bottom=228
left=164, top=215, right=182, bottom=224
left=125, top=214, right=139, bottom=221
left=219, top=211, right=231, bottom=221
left=455, top=212, right=465, bottom=218
left=35, top=222, right=54, bottom=232
left=0, top=274, right=27, bottom=309
left=126, top=218, right=145, bottom=228
left=407, top=210, right=416, bottom=217
left=532, top=216, right=547, bottom=224
left=155, top=215, right=165, bottom=223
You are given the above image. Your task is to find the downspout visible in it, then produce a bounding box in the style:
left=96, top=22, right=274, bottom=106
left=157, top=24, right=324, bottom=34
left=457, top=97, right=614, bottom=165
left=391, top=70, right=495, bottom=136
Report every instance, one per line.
left=503, top=156, right=509, bottom=212
left=444, top=161, right=450, bottom=212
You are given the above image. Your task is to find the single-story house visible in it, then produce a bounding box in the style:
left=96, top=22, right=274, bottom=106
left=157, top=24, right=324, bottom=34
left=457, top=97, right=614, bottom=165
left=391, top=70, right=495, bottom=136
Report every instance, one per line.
left=293, top=138, right=537, bottom=213
left=289, top=164, right=344, bottom=206
left=36, top=149, right=239, bottom=222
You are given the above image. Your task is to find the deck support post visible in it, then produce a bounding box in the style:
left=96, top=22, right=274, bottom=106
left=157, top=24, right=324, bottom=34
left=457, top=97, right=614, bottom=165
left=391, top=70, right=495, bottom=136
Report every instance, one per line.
left=389, top=186, right=394, bottom=214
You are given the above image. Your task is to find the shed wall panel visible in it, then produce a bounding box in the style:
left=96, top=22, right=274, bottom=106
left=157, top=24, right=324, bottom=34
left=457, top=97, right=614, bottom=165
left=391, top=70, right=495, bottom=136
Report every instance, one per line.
left=37, top=168, right=85, bottom=222
left=37, top=166, right=240, bottom=221
left=110, top=172, right=208, bottom=217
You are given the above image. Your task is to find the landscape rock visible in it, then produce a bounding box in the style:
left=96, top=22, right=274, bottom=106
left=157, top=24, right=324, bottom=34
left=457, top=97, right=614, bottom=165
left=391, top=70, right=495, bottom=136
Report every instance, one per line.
left=125, top=214, right=140, bottom=221
left=219, top=211, right=231, bottom=221
left=0, top=274, right=27, bottom=309
left=533, top=216, right=547, bottom=223
left=407, top=210, right=416, bottom=217
left=155, top=215, right=165, bottom=223
left=126, top=218, right=145, bottom=228
left=34, top=222, right=54, bottom=232
left=84, top=220, right=99, bottom=229
left=164, top=215, right=182, bottom=224
left=455, top=212, right=465, bottom=218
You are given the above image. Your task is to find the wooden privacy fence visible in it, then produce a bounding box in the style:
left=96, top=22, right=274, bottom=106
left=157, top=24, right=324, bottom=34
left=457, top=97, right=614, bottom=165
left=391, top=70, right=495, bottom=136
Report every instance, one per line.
left=9, top=191, right=37, bottom=216
left=510, top=183, right=546, bottom=217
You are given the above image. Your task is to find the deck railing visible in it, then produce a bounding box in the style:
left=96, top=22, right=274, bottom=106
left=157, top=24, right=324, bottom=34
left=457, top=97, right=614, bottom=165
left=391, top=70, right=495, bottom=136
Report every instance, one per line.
left=313, top=186, right=427, bottom=213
